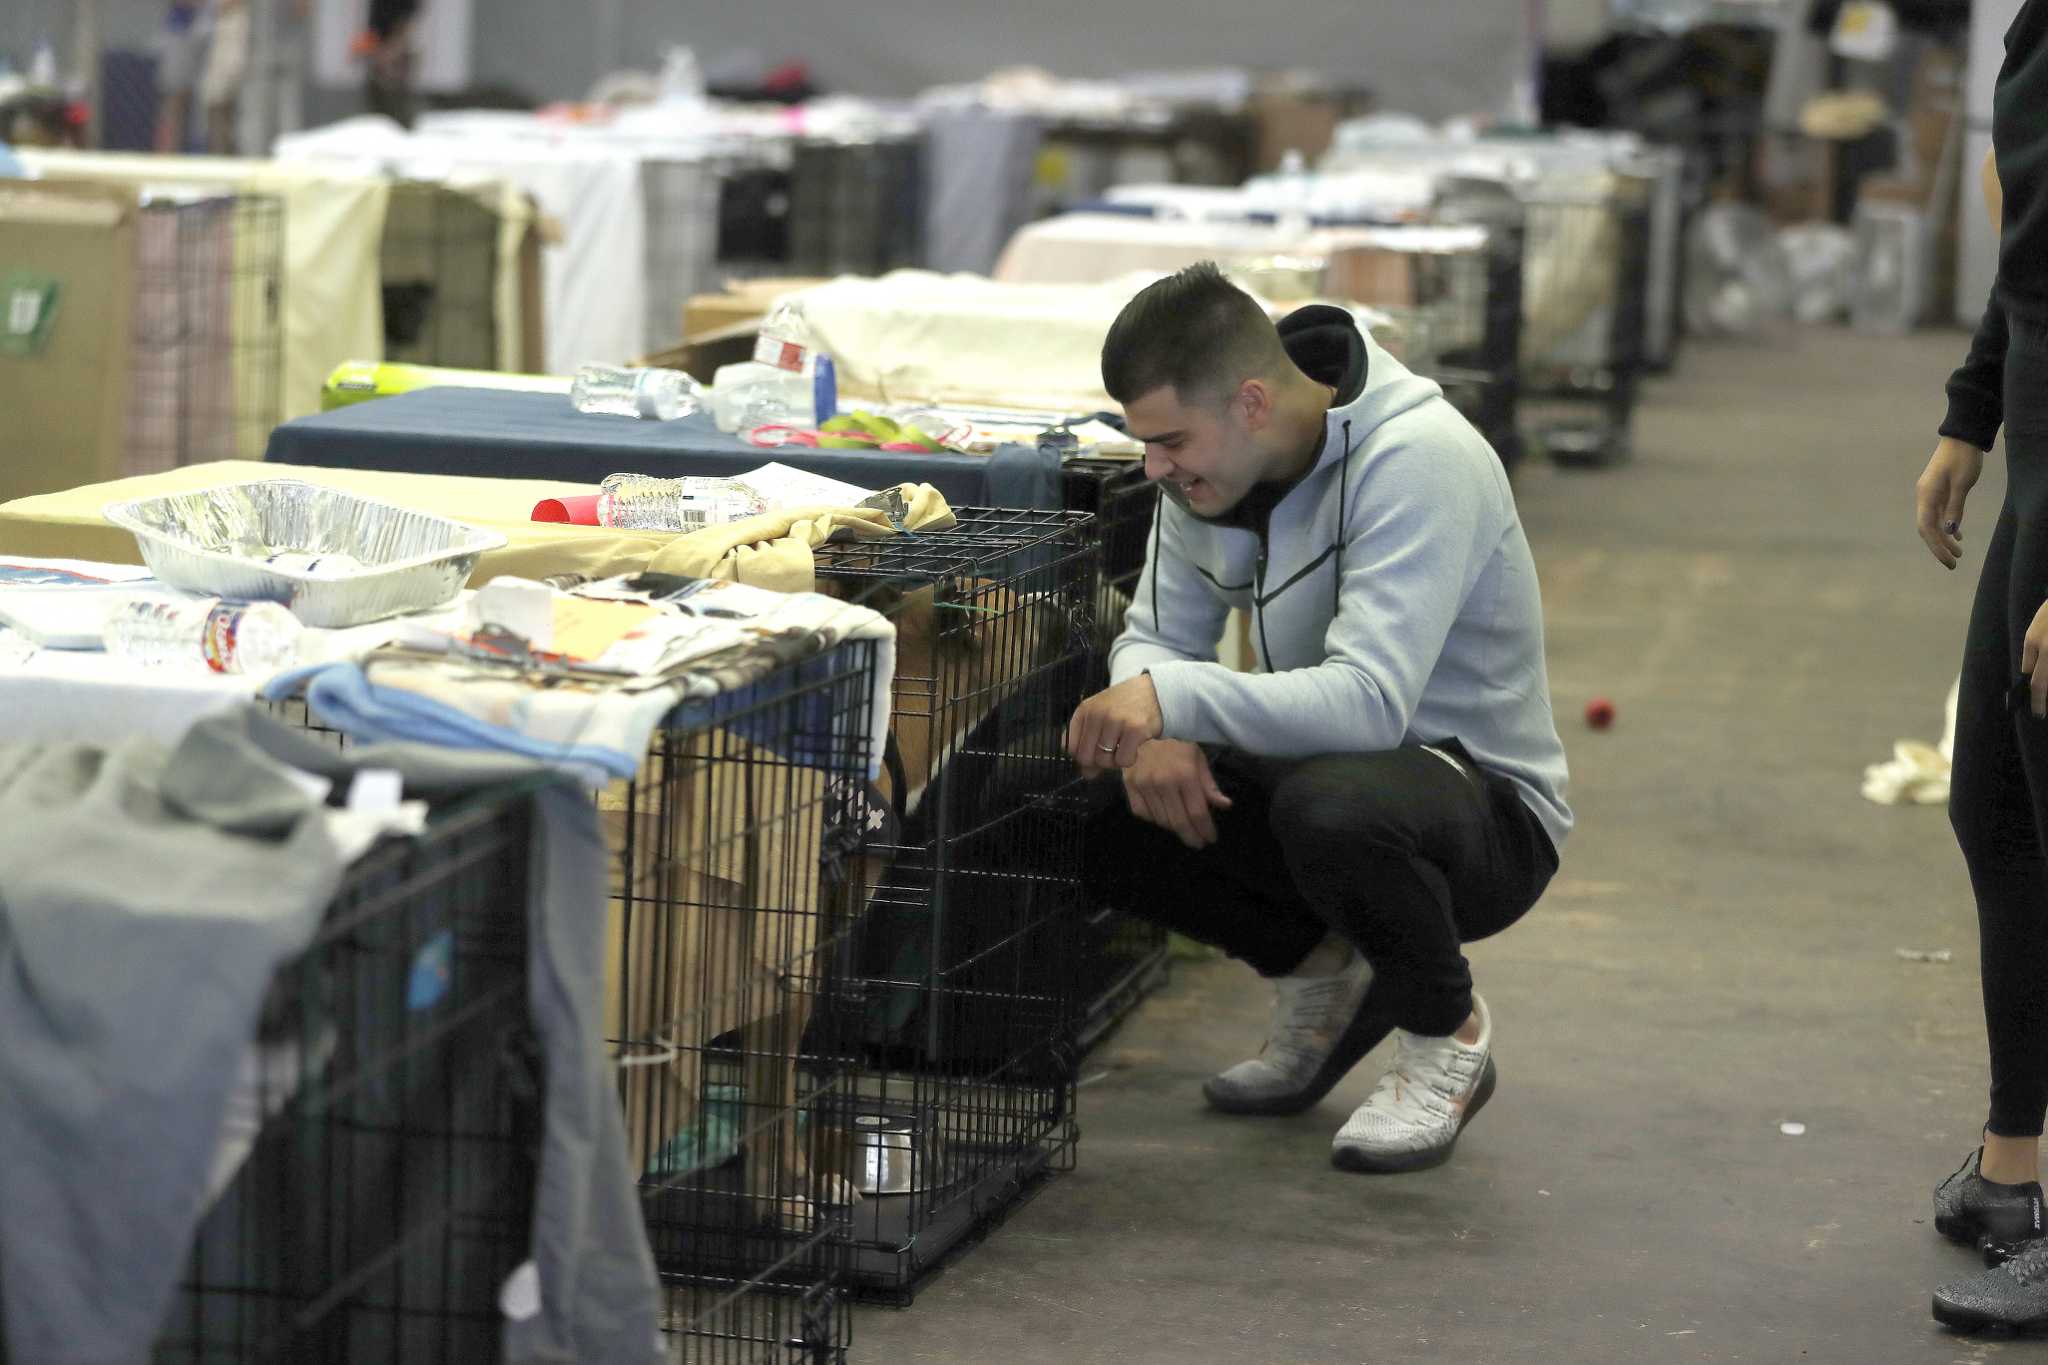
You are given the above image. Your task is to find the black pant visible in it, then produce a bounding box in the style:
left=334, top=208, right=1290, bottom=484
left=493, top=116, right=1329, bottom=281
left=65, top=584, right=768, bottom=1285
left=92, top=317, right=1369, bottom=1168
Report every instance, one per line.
left=1952, top=316, right=2048, bottom=1138
left=1082, top=740, right=1559, bottom=1036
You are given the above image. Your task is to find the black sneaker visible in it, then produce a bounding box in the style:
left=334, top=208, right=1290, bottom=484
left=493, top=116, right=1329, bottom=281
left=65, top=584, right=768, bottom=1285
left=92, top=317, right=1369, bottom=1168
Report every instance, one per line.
left=1934, top=1147, right=2046, bottom=1265
left=1935, top=1239, right=2048, bottom=1332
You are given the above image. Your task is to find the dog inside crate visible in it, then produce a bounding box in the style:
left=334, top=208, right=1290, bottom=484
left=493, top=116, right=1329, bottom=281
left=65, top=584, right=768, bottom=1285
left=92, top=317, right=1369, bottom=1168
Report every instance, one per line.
left=813, top=561, right=1095, bottom=1076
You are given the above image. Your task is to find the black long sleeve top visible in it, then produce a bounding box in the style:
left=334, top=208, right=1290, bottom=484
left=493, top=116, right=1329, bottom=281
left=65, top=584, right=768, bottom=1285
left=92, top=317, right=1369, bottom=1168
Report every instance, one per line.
left=1941, top=0, right=2048, bottom=450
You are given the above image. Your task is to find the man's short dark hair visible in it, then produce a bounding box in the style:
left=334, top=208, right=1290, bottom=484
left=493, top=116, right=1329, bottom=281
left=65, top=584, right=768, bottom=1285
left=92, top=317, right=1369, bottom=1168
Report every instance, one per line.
left=1100, top=261, right=1290, bottom=406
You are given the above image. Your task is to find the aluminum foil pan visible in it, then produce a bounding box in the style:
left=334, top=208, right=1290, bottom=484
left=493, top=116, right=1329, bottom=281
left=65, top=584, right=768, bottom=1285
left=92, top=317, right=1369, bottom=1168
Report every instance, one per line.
left=103, top=479, right=506, bottom=628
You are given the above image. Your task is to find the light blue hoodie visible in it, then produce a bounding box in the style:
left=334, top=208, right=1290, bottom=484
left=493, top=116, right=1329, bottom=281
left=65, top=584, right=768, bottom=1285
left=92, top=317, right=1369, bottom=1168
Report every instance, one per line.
left=1110, top=305, right=1572, bottom=852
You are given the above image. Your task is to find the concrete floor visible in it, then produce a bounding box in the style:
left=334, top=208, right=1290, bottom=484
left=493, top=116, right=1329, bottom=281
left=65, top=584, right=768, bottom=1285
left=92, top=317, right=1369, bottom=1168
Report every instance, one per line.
left=851, top=328, right=2019, bottom=1364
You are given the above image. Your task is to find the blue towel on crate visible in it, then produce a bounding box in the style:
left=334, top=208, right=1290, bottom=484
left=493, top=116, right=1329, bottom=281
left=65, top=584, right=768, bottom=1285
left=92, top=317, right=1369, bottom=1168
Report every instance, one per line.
left=667, top=648, right=865, bottom=775
left=262, top=664, right=650, bottom=784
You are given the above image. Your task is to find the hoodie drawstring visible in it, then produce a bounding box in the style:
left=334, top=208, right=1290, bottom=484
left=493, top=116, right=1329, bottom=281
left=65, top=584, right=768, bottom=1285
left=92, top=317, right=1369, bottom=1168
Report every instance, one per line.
left=1335, top=418, right=1352, bottom=614
left=1150, top=498, right=1162, bottom=632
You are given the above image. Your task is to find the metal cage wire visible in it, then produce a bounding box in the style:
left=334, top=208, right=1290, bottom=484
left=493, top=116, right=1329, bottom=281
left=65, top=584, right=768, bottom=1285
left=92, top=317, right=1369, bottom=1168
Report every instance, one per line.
left=1059, top=460, right=1175, bottom=1049
left=1513, top=174, right=1654, bottom=462
left=606, top=642, right=882, bottom=1365
left=149, top=788, right=541, bottom=1365
left=268, top=646, right=884, bottom=1365
left=126, top=189, right=283, bottom=476
left=787, top=136, right=924, bottom=278
left=381, top=181, right=500, bottom=372
left=809, top=507, right=1097, bottom=1302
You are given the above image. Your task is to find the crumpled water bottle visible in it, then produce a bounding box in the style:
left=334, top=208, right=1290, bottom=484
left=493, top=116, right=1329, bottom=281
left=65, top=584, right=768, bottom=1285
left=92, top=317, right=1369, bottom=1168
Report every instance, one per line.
left=104, top=597, right=304, bottom=674
left=571, top=364, right=704, bottom=421
left=594, top=473, right=769, bottom=531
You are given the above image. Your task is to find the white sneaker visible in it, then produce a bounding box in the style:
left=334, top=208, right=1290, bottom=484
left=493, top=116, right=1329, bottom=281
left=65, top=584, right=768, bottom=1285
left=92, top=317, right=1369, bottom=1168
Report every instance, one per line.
left=1203, top=948, right=1389, bottom=1117
left=1330, top=993, right=1497, bottom=1173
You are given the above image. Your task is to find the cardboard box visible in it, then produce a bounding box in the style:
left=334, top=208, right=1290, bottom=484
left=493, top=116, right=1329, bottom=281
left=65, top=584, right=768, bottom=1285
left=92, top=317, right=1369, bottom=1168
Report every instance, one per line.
left=1320, top=245, right=1418, bottom=309
left=682, top=277, right=832, bottom=341
left=1248, top=75, right=1373, bottom=174
left=0, top=181, right=137, bottom=504
left=637, top=320, right=762, bottom=382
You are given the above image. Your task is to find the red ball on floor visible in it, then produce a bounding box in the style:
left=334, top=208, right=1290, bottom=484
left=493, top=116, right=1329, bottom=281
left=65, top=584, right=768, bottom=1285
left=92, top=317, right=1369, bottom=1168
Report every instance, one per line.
left=1585, top=697, right=1615, bottom=730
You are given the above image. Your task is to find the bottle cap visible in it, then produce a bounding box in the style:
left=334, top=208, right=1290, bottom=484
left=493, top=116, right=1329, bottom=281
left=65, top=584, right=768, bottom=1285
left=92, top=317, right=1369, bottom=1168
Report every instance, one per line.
left=813, top=355, right=838, bottom=427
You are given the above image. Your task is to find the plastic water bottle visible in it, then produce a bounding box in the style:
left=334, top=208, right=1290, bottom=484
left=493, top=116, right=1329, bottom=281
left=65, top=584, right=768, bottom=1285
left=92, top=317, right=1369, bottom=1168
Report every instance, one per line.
left=1275, top=149, right=1313, bottom=237
left=104, top=598, right=304, bottom=674
left=571, top=365, right=703, bottom=421
left=753, top=300, right=822, bottom=376
left=733, top=299, right=838, bottom=429
left=709, top=358, right=836, bottom=432
left=595, top=473, right=769, bottom=532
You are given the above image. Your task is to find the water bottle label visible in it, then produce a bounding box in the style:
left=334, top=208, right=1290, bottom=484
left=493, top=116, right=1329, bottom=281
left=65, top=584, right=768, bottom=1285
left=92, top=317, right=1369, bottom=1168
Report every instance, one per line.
left=753, top=336, right=809, bottom=373
left=200, top=605, right=240, bottom=674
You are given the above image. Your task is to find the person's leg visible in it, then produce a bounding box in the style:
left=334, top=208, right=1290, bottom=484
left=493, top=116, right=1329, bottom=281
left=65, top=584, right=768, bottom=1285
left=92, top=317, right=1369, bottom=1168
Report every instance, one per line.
left=1081, top=748, right=1327, bottom=977
left=1258, top=745, right=1555, bottom=1171
left=1083, top=749, right=1391, bottom=1117
left=1264, top=743, right=1555, bottom=1037
left=1933, top=328, right=2048, bottom=1296
left=154, top=14, right=205, bottom=154
left=1958, top=321, right=2048, bottom=1173
left=1952, top=503, right=2048, bottom=1172
left=154, top=90, right=191, bottom=154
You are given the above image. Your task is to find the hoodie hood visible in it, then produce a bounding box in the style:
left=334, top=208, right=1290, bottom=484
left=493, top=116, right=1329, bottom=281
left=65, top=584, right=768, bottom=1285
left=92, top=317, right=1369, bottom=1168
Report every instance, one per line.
left=1277, top=303, right=1371, bottom=407
left=1276, top=304, right=1446, bottom=481
left=1205, top=306, right=1444, bottom=533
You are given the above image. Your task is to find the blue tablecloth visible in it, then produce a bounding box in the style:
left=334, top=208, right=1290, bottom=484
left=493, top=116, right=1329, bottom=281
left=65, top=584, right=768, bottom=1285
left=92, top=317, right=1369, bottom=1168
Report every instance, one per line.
left=263, top=388, right=1062, bottom=511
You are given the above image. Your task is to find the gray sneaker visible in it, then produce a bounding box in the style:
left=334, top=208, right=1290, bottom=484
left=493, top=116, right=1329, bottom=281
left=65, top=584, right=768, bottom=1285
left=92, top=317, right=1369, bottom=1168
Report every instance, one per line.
left=1202, top=951, right=1388, bottom=1117
left=1330, top=993, right=1497, bottom=1174
left=1935, top=1238, right=2048, bottom=1332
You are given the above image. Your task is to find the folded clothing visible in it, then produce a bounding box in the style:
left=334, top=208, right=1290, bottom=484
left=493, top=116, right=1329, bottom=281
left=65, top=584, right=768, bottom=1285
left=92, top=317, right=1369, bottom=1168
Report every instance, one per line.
left=267, top=583, right=897, bottom=784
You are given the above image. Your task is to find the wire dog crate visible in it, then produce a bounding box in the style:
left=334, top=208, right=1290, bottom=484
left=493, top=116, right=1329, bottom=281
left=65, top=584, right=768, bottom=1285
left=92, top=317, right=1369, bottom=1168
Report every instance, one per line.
left=127, top=190, right=284, bottom=476
left=788, top=135, right=924, bottom=278
left=643, top=154, right=727, bottom=352
left=1315, top=221, right=1525, bottom=472
left=715, top=159, right=795, bottom=284
left=1513, top=172, right=1653, bottom=467
left=1062, top=457, right=1156, bottom=605
left=151, top=787, right=541, bottom=1365
left=605, top=642, right=882, bottom=1365
left=1060, top=459, right=1174, bottom=1048
left=380, top=181, right=499, bottom=371
left=808, top=509, right=1096, bottom=1301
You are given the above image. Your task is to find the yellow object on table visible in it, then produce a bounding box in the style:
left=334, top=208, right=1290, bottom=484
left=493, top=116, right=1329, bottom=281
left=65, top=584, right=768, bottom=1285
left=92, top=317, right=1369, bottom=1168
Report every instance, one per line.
left=322, top=361, right=571, bottom=412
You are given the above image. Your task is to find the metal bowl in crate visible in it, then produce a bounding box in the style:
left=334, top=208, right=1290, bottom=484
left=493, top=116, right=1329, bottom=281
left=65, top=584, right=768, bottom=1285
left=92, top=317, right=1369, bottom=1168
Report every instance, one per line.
left=104, top=479, right=506, bottom=628
left=828, top=1102, right=952, bottom=1197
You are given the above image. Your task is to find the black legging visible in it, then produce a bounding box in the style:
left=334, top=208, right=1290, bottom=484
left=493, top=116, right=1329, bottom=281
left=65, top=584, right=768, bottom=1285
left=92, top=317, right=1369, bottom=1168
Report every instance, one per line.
left=1953, top=316, right=2048, bottom=1139
left=1082, top=741, right=1557, bottom=1036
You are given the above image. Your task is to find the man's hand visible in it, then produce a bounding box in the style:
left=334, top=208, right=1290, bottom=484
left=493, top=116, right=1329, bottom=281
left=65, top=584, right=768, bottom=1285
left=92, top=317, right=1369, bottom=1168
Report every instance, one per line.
left=1917, top=436, right=1986, bottom=570
left=1066, top=674, right=1165, bottom=773
left=1123, top=739, right=1233, bottom=849
left=2025, top=599, right=2048, bottom=719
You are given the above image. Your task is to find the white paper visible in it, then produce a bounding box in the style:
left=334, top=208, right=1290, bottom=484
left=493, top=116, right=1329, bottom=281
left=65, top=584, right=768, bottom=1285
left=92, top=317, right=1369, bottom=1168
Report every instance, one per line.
left=736, top=462, right=877, bottom=510
left=0, top=560, right=186, bottom=649
left=473, top=579, right=556, bottom=650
